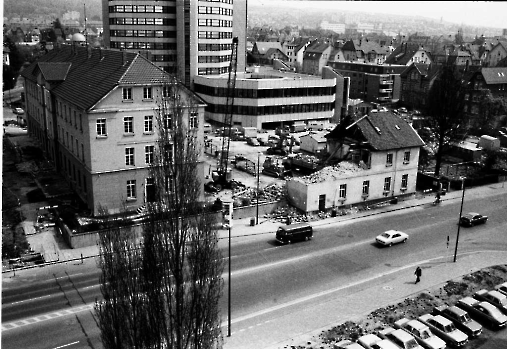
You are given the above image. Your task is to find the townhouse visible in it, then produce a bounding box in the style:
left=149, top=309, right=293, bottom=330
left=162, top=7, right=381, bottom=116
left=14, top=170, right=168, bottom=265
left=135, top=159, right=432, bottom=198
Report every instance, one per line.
left=400, top=63, right=441, bottom=111
left=21, top=45, right=207, bottom=216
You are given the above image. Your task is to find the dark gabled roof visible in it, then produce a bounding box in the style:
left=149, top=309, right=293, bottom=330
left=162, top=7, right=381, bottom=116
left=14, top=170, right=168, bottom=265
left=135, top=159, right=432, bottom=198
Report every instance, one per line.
left=305, top=40, right=330, bottom=54
left=481, top=67, right=507, bottom=84
left=385, top=43, right=424, bottom=65
left=253, top=41, right=283, bottom=55
left=326, top=112, right=425, bottom=151
left=400, top=63, right=441, bottom=80
left=21, top=45, right=182, bottom=111
left=37, top=62, right=71, bottom=81
left=264, top=47, right=288, bottom=60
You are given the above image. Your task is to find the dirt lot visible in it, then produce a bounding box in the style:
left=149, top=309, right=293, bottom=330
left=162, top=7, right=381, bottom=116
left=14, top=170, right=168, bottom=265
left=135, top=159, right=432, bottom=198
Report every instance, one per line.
left=290, top=265, right=507, bottom=349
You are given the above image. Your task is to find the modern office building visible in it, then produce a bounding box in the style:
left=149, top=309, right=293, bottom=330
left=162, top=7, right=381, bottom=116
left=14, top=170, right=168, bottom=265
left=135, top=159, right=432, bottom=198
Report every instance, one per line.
left=21, top=45, right=207, bottom=216
left=102, top=0, right=247, bottom=87
left=193, top=65, right=344, bottom=129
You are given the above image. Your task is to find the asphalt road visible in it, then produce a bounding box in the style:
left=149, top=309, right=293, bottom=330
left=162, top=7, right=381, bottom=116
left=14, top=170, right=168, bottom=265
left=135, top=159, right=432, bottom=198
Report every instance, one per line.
left=2, top=194, right=506, bottom=349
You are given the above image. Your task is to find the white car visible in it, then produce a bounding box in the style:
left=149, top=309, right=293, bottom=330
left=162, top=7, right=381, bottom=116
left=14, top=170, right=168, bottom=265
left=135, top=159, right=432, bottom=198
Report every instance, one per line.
left=334, top=339, right=364, bottom=349
left=378, top=327, right=424, bottom=349
left=394, top=318, right=446, bottom=349
left=496, top=282, right=507, bottom=297
left=418, top=314, right=468, bottom=347
left=376, top=230, right=409, bottom=246
left=358, top=333, right=399, bottom=349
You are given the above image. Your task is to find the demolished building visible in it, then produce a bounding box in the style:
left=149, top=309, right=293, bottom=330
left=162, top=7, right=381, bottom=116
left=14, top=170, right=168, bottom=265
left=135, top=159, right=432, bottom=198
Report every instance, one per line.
left=287, top=112, right=425, bottom=212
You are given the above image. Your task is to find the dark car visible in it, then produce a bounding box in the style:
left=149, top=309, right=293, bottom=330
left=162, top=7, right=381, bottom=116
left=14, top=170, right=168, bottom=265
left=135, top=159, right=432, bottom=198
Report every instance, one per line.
left=433, top=305, right=483, bottom=338
left=459, top=212, right=488, bottom=227
left=246, top=137, right=260, bottom=146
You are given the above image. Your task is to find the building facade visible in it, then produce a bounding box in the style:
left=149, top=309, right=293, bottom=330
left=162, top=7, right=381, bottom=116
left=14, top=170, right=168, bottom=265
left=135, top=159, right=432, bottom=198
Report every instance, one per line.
left=327, top=61, right=406, bottom=105
left=21, top=45, right=207, bottom=216
left=102, top=0, right=246, bottom=87
left=193, top=66, right=340, bottom=129
left=287, top=112, right=424, bottom=212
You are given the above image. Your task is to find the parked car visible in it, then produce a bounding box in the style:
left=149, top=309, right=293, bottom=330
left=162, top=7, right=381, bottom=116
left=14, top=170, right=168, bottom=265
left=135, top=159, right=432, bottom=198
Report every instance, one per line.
left=375, top=230, right=409, bottom=247
left=418, top=314, right=468, bottom=347
left=334, top=339, right=364, bottom=349
left=399, top=107, right=408, bottom=113
left=495, top=282, right=507, bottom=297
left=246, top=137, right=260, bottom=146
left=12, top=107, right=24, bottom=114
left=474, top=289, right=507, bottom=314
left=456, top=296, right=507, bottom=329
left=378, top=327, right=424, bottom=349
left=459, top=212, right=487, bottom=227
left=358, top=334, right=398, bottom=349
left=394, top=318, right=446, bottom=349
left=433, top=305, right=482, bottom=338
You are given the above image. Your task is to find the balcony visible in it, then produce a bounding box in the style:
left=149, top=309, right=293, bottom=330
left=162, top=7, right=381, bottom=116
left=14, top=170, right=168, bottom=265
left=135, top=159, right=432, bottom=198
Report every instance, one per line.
left=379, top=88, right=392, bottom=93
left=380, top=80, right=393, bottom=85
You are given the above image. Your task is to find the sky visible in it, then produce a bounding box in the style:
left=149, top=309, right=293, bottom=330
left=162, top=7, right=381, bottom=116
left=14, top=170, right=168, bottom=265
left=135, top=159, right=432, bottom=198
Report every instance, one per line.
left=250, top=1, right=507, bottom=29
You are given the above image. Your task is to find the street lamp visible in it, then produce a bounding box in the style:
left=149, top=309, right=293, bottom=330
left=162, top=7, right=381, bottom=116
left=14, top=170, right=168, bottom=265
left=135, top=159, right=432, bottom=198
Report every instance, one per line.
left=453, top=177, right=466, bottom=263
left=256, top=152, right=261, bottom=225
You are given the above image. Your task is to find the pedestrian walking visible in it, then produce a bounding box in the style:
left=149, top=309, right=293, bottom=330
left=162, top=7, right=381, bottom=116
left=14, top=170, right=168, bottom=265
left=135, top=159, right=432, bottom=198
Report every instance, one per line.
left=414, top=266, right=422, bottom=284
left=81, top=253, right=83, bottom=264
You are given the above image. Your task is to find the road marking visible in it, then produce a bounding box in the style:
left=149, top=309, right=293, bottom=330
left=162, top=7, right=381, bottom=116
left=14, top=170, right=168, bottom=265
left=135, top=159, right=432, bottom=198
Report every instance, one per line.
left=1, top=304, right=95, bottom=331
left=6, top=294, right=52, bottom=306
left=53, top=341, right=80, bottom=349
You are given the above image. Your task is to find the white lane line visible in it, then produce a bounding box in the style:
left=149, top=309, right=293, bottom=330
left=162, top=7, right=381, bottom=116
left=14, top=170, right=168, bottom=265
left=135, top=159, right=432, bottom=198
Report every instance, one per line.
left=6, top=294, right=52, bottom=306
left=2, top=304, right=95, bottom=331
left=53, top=341, right=80, bottom=349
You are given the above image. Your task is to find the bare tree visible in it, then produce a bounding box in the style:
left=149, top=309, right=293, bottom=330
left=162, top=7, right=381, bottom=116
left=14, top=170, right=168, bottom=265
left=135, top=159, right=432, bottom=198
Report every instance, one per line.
left=425, top=62, right=468, bottom=177
left=95, top=78, right=224, bottom=349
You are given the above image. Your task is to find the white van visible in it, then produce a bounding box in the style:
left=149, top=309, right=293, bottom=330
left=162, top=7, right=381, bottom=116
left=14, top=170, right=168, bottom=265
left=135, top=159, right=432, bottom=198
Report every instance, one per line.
left=308, top=121, right=324, bottom=131
left=203, top=123, right=212, bottom=134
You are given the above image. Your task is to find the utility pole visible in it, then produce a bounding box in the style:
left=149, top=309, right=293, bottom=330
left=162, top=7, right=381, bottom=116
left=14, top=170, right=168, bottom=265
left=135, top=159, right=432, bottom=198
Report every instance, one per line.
left=453, top=177, right=466, bottom=262
left=256, top=152, right=260, bottom=224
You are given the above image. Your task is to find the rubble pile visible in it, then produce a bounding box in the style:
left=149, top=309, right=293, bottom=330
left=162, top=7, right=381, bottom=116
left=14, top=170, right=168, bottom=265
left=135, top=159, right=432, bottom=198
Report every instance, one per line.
left=263, top=204, right=309, bottom=223
left=233, top=184, right=286, bottom=207
left=299, top=161, right=362, bottom=184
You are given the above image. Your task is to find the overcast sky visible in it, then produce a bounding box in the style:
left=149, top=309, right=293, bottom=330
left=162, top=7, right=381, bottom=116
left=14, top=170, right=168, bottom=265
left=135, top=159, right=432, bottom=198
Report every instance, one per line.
left=250, top=1, right=507, bottom=29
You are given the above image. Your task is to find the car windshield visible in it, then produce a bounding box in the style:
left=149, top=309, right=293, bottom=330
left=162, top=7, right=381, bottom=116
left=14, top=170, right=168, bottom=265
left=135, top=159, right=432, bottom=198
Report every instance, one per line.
left=381, top=233, right=391, bottom=238
left=444, top=324, right=456, bottom=332
left=460, top=314, right=471, bottom=322
left=406, top=339, right=419, bottom=349
left=419, top=329, right=431, bottom=339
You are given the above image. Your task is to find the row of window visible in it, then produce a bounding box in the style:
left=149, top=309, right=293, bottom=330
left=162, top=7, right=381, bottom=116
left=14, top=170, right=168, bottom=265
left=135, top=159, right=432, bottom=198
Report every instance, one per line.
left=108, top=5, right=174, bottom=13
left=199, top=0, right=233, bottom=4
left=198, top=67, right=229, bottom=75
left=59, top=127, right=85, bottom=162
left=386, top=151, right=411, bottom=166
left=109, top=18, right=175, bottom=26
left=125, top=176, right=175, bottom=200
left=110, top=42, right=176, bottom=50
left=96, top=112, right=199, bottom=137
left=197, top=6, right=233, bottom=15
left=197, top=31, right=233, bottom=39
left=151, top=55, right=178, bottom=63
left=198, top=19, right=233, bottom=27
left=194, top=84, right=335, bottom=99
left=338, top=175, right=409, bottom=199
left=198, top=43, right=233, bottom=52
left=198, top=55, right=232, bottom=63
left=206, top=102, right=334, bottom=116
left=110, top=30, right=177, bottom=38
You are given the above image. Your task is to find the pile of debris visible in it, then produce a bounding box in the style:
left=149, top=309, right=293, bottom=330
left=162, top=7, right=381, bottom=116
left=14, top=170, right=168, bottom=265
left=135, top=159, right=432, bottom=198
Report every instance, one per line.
left=299, top=161, right=362, bottom=184
left=263, top=204, right=309, bottom=223
left=233, top=184, right=286, bottom=205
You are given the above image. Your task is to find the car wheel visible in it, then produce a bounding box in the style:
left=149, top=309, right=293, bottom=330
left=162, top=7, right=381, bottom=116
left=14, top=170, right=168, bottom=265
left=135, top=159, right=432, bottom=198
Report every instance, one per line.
left=287, top=240, right=291, bottom=244
left=389, top=242, right=393, bottom=247
left=403, top=238, right=407, bottom=243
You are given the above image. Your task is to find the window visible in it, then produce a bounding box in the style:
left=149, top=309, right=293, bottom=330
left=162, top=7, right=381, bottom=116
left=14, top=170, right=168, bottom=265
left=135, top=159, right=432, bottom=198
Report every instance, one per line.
left=127, top=180, right=137, bottom=199
left=97, top=119, right=107, bottom=136
left=165, top=174, right=174, bottom=193
left=401, top=174, right=408, bottom=189
left=339, top=184, right=347, bottom=198
left=164, top=143, right=174, bottom=163
left=189, top=111, right=198, bottom=129
left=362, top=180, right=370, bottom=195
left=124, top=116, right=134, bottom=134
left=122, top=87, right=133, bottom=101
left=404, top=151, right=411, bottom=163
left=125, top=147, right=135, bottom=166
left=164, top=114, right=173, bottom=129
left=143, top=87, right=152, bottom=99
left=386, top=153, right=393, bottom=166
left=384, top=177, right=391, bottom=192
left=145, top=145, right=154, bottom=164
left=144, top=115, right=153, bottom=133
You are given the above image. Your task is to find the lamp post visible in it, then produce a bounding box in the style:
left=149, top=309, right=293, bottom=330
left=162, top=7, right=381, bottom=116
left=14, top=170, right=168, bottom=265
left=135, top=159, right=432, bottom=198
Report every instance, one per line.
left=453, top=177, right=466, bottom=263
left=227, top=223, right=231, bottom=336
left=256, top=152, right=260, bottom=224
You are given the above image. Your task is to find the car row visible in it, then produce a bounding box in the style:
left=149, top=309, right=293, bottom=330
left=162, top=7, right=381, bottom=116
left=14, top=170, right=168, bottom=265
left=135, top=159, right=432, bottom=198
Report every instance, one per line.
left=334, top=281, right=506, bottom=349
